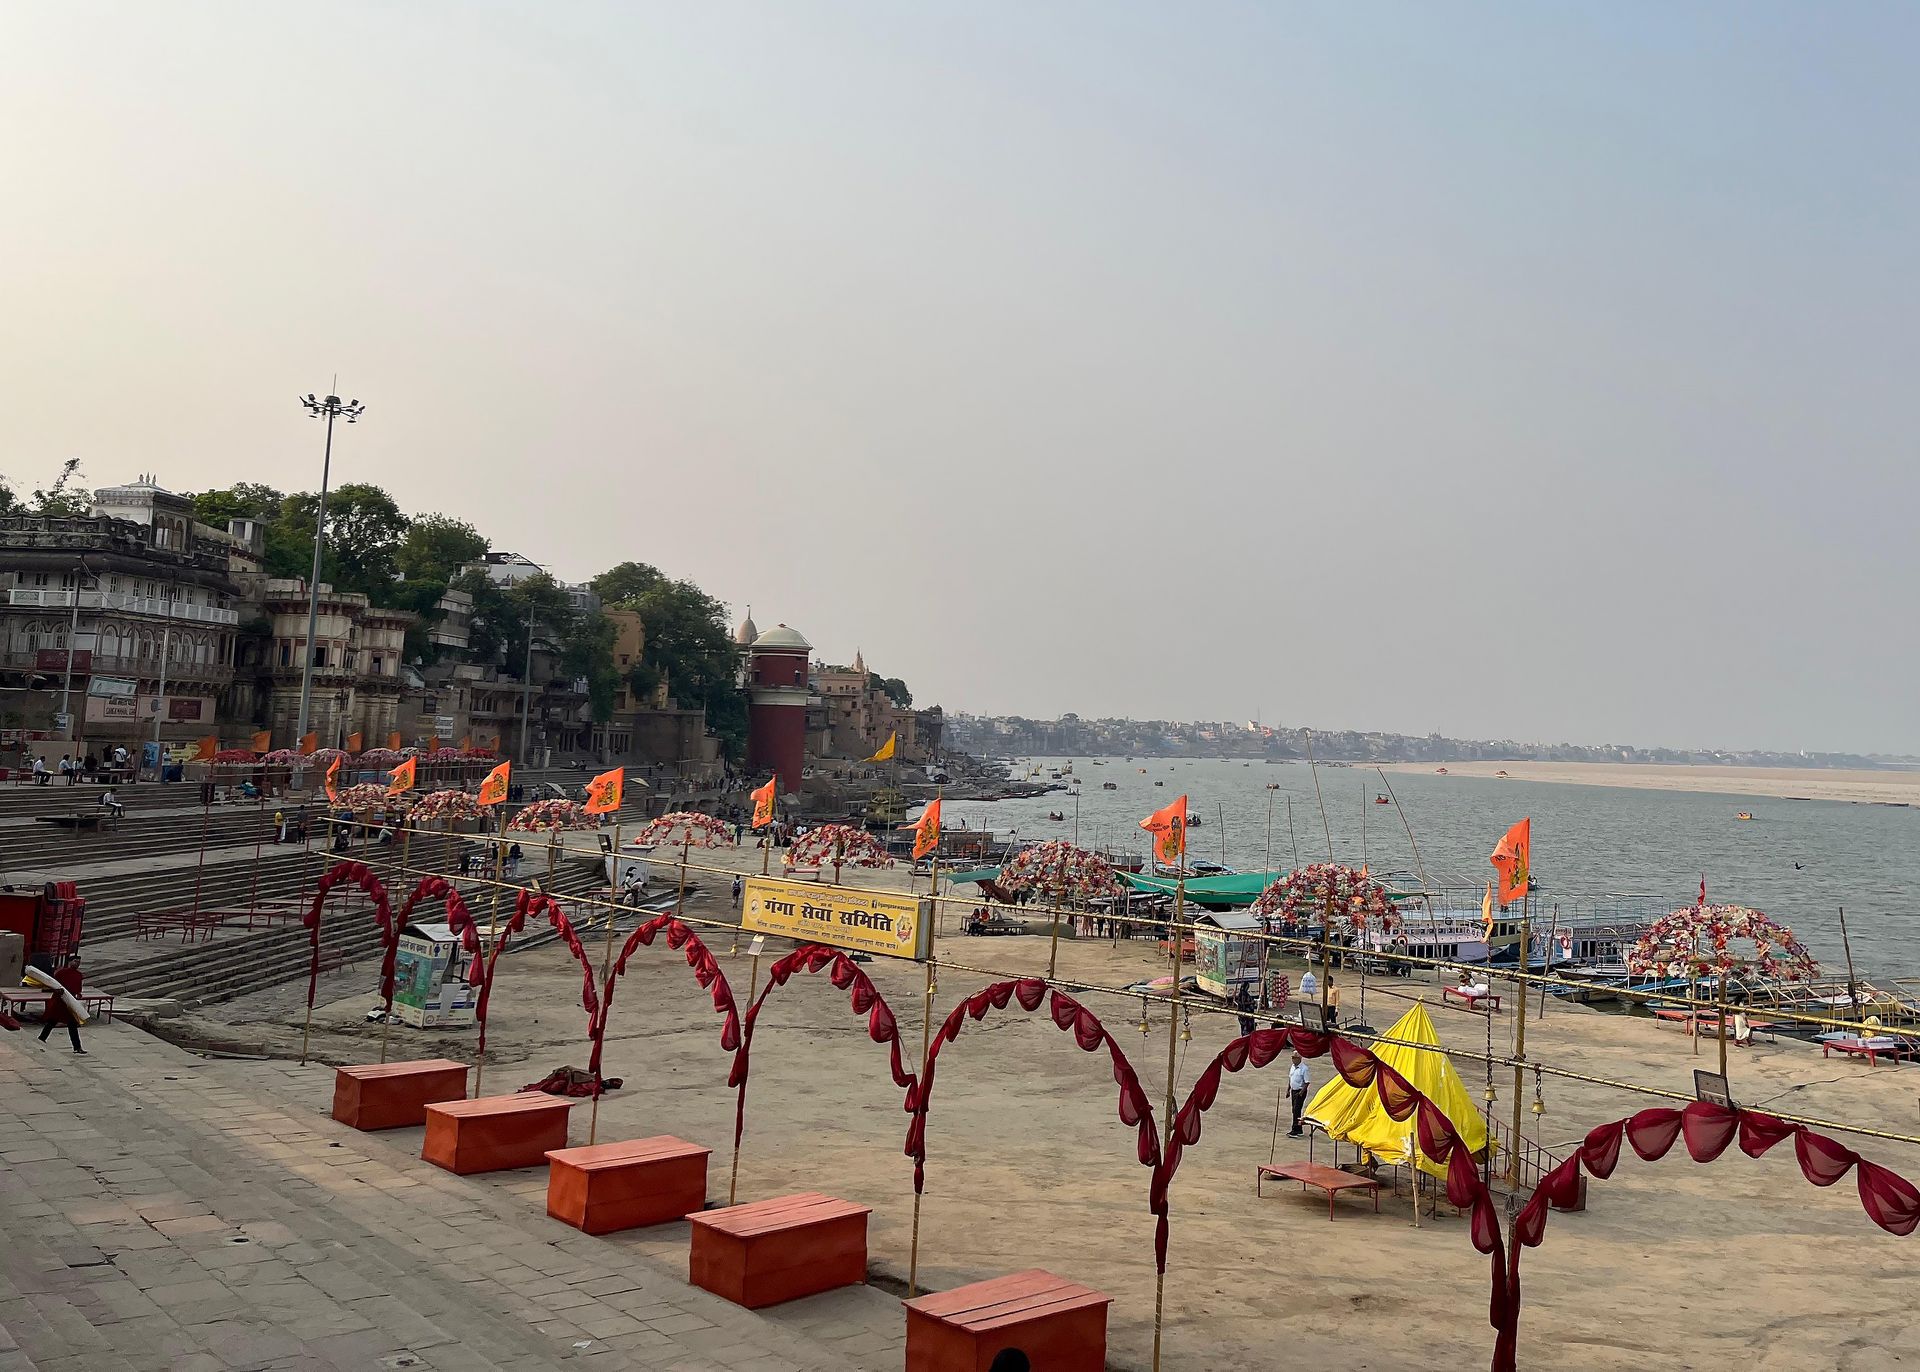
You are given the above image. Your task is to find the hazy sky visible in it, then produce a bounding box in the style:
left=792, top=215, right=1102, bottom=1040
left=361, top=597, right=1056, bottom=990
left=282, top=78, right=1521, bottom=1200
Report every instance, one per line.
left=5, top=4, right=1916, bottom=754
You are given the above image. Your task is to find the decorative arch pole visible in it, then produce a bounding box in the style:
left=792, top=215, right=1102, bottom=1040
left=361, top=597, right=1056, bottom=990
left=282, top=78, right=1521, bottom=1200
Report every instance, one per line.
left=298, top=861, right=394, bottom=1065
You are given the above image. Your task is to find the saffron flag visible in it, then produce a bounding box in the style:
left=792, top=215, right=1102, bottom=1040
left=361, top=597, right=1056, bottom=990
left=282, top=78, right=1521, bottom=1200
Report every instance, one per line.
left=387, top=756, right=416, bottom=796
left=345, top=732, right=363, bottom=754
left=193, top=735, right=217, bottom=762
left=1141, top=795, right=1188, bottom=865
left=250, top=729, right=271, bottom=753
left=1697, top=874, right=1707, bottom=908
left=477, top=760, right=510, bottom=806
left=489, top=733, right=502, bottom=753
left=869, top=732, right=897, bottom=763
left=912, top=797, right=942, bottom=861
left=1490, top=817, right=1532, bottom=905
left=386, top=731, right=403, bottom=751
left=750, top=776, right=777, bottom=829
left=459, top=735, right=472, bottom=752
left=583, top=767, right=623, bottom=815
left=299, top=731, right=318, bottom=756
left=325, top=755, right=342, bottom=804
left=1480, top=881, right=1494, bottom=940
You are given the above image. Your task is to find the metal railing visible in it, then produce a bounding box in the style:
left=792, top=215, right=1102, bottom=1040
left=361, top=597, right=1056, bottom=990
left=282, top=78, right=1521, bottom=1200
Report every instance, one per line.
left=5, top=588, right=239, bottom=626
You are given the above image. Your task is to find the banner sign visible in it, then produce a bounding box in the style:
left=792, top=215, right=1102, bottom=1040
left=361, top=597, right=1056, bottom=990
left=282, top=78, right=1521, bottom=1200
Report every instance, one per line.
left=741, top=876, right=931, bottom=961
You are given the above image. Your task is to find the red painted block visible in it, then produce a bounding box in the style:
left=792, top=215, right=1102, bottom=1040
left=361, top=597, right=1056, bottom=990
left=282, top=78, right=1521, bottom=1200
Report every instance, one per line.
left=545, top=1135, right=711, bottom=1235
left=687, top=1192, right=869, bottom=1308
left=331, top=1059, right=469, bottom=1131
left=905, top=1269, right=1111, bottom=1372
left=422, top=1094, right=572, bottom=1175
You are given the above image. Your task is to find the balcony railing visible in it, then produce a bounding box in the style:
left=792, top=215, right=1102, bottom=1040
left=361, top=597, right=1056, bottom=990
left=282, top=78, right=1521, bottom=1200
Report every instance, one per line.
left=0, top=648, right=235, bottom=680
left=6, top=588, right=240, bottom=627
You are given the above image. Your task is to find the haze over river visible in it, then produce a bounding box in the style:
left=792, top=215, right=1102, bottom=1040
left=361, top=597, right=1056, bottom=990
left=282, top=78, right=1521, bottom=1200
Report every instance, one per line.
left=944, top=758, right=1920, bottom=977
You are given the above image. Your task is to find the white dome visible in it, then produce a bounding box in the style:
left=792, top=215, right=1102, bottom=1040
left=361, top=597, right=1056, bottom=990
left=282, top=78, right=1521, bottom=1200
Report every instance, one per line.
left=753, top=623, right=812, bottom=652
left=735, top=608, right=759, bottom=645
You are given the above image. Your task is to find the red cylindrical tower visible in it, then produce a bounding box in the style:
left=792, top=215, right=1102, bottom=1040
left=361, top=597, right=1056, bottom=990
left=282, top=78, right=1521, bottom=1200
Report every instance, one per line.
left=745, top=624, right=811, bottom=797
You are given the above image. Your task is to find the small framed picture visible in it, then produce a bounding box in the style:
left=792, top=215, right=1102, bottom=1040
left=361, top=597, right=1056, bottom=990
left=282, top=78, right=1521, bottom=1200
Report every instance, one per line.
left=1693, top=1069, right=1734, bottom=1109
left=1298, top=1002, right=1327, bottom=1032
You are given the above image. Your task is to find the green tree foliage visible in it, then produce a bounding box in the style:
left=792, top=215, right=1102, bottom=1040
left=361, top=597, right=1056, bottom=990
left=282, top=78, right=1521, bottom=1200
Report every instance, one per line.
left=274, top=483, right=410, bottom=602
left=189, top=482, right=284, bottom=526
left=397, top=515, right=487, bottom=585
left=871, top=675, right=912, bottom=708
left=590, top=561, right=746, bottom=756
left=31, top=459, right=93, bottom=517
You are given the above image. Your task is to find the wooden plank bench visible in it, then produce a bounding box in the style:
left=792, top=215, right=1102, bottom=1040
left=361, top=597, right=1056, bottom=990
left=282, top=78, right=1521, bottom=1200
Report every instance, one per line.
left=0, top=988, right=115, bottom=1024
left=1444, top=985, right=1501, bottom=1014
left=688, top=1192, right=869, bottom=1308
left=422, top=1094, right=573, bottom=1174
left=545, top=1135, right=711, bottom=1235
left=331, top=1059, right=469, bottom=1131
left=1256, top=1161, right=1382, bottom=1219
left=905, top=1269, right=1111, bottom=1372
left=1823, top=1036, right=1906, bottom=1065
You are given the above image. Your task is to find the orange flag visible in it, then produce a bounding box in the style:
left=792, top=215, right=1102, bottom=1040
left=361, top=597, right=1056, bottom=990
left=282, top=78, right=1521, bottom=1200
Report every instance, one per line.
left=1490, top=817, right=1532, bottom=905
left=386, top=731, right=402, bottom=751
left=325, top=755, right=342, bottom=804
left=911, top=797, right=943, bottom=861
left=299, top=731, right=318, bottom=756
left=387, top=756, right=417, bottom=796
left=583, top=767, right=624, bottom=815
left=459, top=734, right=472, bottom=752
left=750, top=776, right=777, bottom=829
left=1141, top=795, right=1188, bottom=865
left=345, top=732, right=363, bottom=754
left=489, top=733, right=502, bottom=753
left=193, top=735, right=217, bottom=762
left=477, top=760, right=511, bottom=807
left=250, top=729, right=271, bottom=753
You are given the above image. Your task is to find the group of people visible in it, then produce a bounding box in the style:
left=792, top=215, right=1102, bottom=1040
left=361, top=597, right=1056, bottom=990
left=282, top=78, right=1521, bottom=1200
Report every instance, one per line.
left=29, top=745, right=131, bottom=787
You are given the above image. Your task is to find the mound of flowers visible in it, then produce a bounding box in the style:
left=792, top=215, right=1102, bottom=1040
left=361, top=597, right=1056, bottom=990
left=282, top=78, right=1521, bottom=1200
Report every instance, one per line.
left=409, top=789, right=484, bottom=824
left=507, top=798, right=595, bottom=832
left=212, top=748, right=257, bottom=763
left=331, top=783, right=392, bottom=813
left=1250, top=862, right=1399, bottom=934
left=356, top=748, right=410, bottom=769
left=997, top=840, right=1126, bottom=903
left=635, top=811, right=735, bottom=848
left=1627, top=904, right=1818, bottom=983
left=786, top=824, right=890, bottom=872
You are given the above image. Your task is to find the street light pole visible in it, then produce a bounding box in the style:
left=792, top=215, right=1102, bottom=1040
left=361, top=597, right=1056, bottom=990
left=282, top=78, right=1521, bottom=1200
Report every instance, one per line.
left=518, top=607, right=537, bottom=768
left=58, top=559, right=92, bottom=740
left=295, top=391, right=365, bottom=750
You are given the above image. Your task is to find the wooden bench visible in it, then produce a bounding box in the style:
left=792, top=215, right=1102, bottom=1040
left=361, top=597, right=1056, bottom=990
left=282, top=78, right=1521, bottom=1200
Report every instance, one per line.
left=422, top=1094, right=573, bottom=1174
left=688, top=1192, right=869, bottom=1308
left=0, top=988, right=115, bottom=1024
left=331, top=1059, right=469, bottom=1131
left=1444, top=985, right=1500, bottom=1014
left=1256, top=1161, right=1382, bottom=1219
left=1824, top=1036, right=1904, bottom=1066
left=904, top=1269, right=1111, bottom=1372
left=546, top=1135, right=711, bottom=1235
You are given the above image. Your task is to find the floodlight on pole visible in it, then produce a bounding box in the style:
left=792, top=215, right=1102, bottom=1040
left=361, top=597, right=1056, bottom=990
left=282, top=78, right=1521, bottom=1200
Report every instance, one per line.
left=294, top=391, right=366, bottom=755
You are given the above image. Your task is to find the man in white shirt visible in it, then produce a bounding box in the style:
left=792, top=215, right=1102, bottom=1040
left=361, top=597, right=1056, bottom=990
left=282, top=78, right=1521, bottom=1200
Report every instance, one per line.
left=1287, top=1051, right=1311, bottom=1137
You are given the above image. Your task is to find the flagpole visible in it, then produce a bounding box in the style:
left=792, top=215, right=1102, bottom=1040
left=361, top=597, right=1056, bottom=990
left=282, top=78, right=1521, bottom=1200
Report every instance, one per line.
left=1151, top=849, right=1185, bottom=1372
left=588, top=821, right=622, bottom=1145
left=474, top=805, right=509, bottom=1098
left=1509, top=897, right=1530, bottom=1184
left=908, top=836, right=938, bottom=1297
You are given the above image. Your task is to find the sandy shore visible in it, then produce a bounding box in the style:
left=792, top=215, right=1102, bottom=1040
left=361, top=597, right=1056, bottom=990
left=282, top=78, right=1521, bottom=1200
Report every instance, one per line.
left=1380, top=759, right=1920, bottom=806
left=170, top=844, right=1920, bottom=1372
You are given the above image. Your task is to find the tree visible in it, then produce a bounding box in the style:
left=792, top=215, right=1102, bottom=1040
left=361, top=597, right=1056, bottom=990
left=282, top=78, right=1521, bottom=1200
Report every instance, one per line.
left=871, top=675, right=913, bottom=708
left=397, top=515, right=486, bottom=585
left=274, top=483, right=409, bottom=602
left=190, top=483, right=284, bottom=527
left=560, top=611, right=620, bottom=724
left=589, top=561, right=666, bottom=606
left=596, top=570, right=747, bottom=757
left=31, top=459, right=92, bottom=517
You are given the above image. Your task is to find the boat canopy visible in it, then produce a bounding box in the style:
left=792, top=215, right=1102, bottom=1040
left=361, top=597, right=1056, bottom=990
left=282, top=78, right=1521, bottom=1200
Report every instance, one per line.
left=943, top=867, right=1003, bottom=886
left=1118, top=871, right=1283, bottom=903
left=1303, top=1002, right=1488, bottom=1180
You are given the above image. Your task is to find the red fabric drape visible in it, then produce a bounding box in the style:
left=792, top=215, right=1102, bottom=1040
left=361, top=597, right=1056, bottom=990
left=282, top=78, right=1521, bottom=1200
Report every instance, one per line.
left=302, top=861, right=394, bottom=1010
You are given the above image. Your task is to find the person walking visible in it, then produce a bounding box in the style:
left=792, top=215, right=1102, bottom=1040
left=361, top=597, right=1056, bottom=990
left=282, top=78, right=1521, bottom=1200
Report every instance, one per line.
left=37, top=961, right=87, bottom=1054
left=1234, top=982, right=1257, bottom=1037
left=1286, top=1050, right=1310, bottom=1137
left=730, top=874, right=743, bottom=903
left=1324, top=975, right=1341, bottom=1028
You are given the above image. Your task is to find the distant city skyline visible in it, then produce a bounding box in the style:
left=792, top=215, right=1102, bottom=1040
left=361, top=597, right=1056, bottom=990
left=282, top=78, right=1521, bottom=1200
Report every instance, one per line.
left=4, top=5, right=1914, bottom=754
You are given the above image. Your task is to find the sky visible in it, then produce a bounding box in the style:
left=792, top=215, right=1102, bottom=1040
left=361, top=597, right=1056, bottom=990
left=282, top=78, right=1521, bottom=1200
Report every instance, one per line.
left=3, top=3, right=1916, bottom=755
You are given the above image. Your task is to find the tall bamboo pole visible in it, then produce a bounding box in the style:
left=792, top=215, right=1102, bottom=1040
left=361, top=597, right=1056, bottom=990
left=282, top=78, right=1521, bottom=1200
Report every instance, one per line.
left=1508, top=901, right=1530, bottom=1183
left=473, top=807, right=510, bottom=1097
left=907, top=849, right=939, bottom=1297
left=1150, top=858, right=1186, bottom=1372
left=587, top=821, right=623, bottom=1145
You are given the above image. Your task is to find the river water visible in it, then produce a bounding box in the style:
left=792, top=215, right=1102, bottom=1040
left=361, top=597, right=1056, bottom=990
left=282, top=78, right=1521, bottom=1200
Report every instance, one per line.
left=943, top=757, right=1920, bottom=977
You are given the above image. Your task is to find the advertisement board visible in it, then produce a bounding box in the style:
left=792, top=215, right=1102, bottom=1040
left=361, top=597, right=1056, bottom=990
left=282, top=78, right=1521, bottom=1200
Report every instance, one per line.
left=740, top=876, right=931, bottom=961
left=35, top=649, right=91, bottom=673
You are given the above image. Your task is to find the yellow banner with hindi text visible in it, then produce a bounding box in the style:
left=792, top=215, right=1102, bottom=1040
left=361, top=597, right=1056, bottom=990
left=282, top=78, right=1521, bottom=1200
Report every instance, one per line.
left=741, top=876, right=931, bottom=961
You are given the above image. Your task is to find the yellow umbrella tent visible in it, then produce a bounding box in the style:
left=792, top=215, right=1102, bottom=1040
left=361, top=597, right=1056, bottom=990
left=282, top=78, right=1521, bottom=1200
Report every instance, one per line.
left=1303, top=1001, right=1488, bottom=1179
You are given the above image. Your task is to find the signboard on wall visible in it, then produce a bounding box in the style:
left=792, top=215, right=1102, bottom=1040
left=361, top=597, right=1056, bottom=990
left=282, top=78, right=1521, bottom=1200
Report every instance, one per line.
left=87, top=677, right=137, bottom=699
left=34, top=649, right=91, bottom=673
left=83, top=694, right=217, bottom=725
left=740, top=876, right=931, bottom=961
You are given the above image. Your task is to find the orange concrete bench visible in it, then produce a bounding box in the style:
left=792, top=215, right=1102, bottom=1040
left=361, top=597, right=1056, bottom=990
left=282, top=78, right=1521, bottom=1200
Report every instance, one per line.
left=688, top=1192, right=869, bottom=1308
left=331, top=1059, right=469, bottom=1131
left=905, top=1269, right=1110, bottom=1372
left=422, top=1094, right=573, bottom=1175
left=545, top=1135, right=711, bottom=1235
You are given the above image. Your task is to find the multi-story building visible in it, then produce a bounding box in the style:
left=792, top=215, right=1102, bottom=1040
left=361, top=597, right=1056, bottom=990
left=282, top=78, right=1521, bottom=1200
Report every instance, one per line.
left=257, top=580, right=414, bottom=748
left=0, top=480, right=246, bottom=748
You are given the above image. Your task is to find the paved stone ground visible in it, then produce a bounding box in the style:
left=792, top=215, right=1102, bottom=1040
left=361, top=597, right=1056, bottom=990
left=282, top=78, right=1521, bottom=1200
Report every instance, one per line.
left=0, top=1021, right=907, bottom=1371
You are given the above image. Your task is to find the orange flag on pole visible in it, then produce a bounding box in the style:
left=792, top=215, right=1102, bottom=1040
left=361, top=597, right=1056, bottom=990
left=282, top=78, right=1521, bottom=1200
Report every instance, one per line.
left=299, top=731, right=318, bottom=756
left=477, top=760, right=511, bottom=807
left=250, top=729, right=271, bottom=753
left=1480, top=880, right=1495, bottom=940
left=325, top=755, right=342, bottom=805
left=1141, top=794, right=1188, bottom=865
left=583, top=767, right=624, bottom=815
left=193, top=735, right=217, bottom=762
left=386, top=731, right=402, bottom=751
left=459, top=735, right=472, bottom=752
left=387, top=756, right=417, bottom=796
left=911, top=797, right=943, bottom=861
left=750, top=776, right=777, bottom=829
left=489, top=733, right=502, bottom=753
left=1490, top=817, right=1532, bottom=905
left=345, top=732, right=363, bottom=754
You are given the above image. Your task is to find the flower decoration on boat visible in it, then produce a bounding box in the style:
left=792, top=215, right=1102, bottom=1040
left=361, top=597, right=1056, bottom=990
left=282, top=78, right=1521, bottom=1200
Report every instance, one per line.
left=785, top=824, right=891, bottom=872
left=407, top=789, right=483, bottom=824
left=1250, top=863, right=1399, bottom=934
left=506, top=798, right=595, bottom=832
left=331, top=783, right=392, bottom=813
left=1626, top=904, right=1818, bottom=983
left=996, top=840, right=1126, bottom=903
left=635, top=812, right=735, bottom=849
